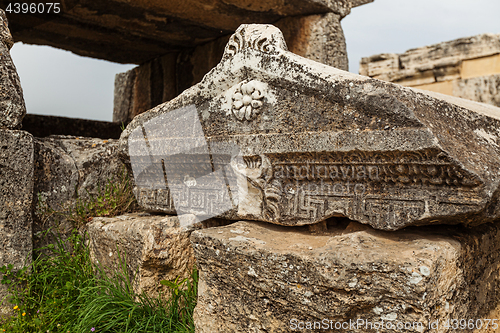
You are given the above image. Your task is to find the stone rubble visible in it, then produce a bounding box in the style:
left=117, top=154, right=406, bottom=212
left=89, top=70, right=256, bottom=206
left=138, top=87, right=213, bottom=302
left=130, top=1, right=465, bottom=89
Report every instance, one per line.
left=360, top=34, right=500, bottom=108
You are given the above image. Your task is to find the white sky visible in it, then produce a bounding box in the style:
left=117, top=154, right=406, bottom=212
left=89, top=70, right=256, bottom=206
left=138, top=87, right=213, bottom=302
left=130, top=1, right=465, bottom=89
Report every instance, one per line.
left=9, top=0, right=500, bottom=122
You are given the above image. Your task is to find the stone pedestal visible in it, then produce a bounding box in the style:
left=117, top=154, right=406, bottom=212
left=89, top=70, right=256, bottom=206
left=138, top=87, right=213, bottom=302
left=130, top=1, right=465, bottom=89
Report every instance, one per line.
left=191, top=220, right=500, bottom=333
left=0, top=130, right=34, bottom=315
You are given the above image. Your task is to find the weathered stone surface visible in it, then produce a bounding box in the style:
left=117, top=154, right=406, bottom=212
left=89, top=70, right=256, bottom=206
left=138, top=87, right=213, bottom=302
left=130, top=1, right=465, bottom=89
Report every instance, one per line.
left=86, top=213, right=228, bottom=298
left=120, top=24, right=500, bottom=231
left=349, top=0, right=374, bottom=6
left=0, top=0, right=370, bottom=64
left=276, top=13, right=348, bottom=71
left=0, top=130, right=33, bottom=315
left=191, top=220, right=500, bottom=333
left=113, top=70, right=137, bottom=124
left=359, top=34, right=500, bottom=109
left=360, top=34, right=500, bottom=82
left=113, top=53, right=180, bottom=123
left=455, top=74, right=500, bottom=108
left=23, top=114, right=122, bottom=139
left=113, top=12, right=349, bottom=122
left=0, top=9, right=25, bottom=130
left=0, top=8, right=13, bottom=49
left=33, top=136, right=126, bottom=249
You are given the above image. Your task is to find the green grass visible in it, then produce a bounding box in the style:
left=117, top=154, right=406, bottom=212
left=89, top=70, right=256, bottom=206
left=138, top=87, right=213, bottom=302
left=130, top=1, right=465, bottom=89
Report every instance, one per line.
left=36, top=167, right=139, bottom=230
left=2, top=170, right=196, bottom=332
left=0, top=231, right=197, bottom=333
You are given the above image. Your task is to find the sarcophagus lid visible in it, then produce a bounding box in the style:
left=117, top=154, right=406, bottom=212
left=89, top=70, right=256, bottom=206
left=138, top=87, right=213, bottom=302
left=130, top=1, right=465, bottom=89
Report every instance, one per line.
left=120, top=24, right=500, bottom=231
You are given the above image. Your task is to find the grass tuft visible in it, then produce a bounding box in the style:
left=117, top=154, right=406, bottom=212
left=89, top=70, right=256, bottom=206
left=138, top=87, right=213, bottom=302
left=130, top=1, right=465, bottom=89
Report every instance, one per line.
left=0, top=231, right=197, bottom=332
left=1, top=169, right=196, bottom=332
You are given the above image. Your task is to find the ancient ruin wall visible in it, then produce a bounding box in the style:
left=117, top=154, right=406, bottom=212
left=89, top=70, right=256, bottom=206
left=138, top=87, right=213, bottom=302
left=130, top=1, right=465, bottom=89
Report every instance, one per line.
left=360, top=34, right=500, bottom=107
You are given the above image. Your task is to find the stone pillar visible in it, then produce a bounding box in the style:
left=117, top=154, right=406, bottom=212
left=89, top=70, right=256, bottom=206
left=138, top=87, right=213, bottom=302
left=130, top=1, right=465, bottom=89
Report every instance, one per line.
left=275, top=12, right=348, bottom=71
left=0, top=9, right=33, bottom=315
left=113, top=53, right=178, bottom=124
left=0, top=131, right=33, bottom=315
left=0, top=10, right=25, bottom=129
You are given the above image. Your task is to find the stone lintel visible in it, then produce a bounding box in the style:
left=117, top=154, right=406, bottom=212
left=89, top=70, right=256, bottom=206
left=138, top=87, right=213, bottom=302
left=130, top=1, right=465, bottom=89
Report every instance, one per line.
left=0, top=0, right=366, bottom=64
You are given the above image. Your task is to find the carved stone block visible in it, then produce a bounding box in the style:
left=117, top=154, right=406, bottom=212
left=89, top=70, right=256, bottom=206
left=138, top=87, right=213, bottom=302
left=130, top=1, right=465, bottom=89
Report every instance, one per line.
left=120, top=24, right=500, bottom=231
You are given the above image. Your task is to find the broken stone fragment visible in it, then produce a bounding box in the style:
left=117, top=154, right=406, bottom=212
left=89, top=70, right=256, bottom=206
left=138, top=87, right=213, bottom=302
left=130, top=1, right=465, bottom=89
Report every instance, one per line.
left=191, top=220, right=500, bottom=333
left=0, top=9, right=26, bottom=129
left=120, top=24, right=500, bottom=231
left=86, top=213, right=229, bottom=298
left=33, top=136, right=128, bottom=250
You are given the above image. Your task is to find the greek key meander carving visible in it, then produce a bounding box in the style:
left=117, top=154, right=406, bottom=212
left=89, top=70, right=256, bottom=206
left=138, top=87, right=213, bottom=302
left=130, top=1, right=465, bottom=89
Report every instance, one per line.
left=137, top=186, right=233, bottom=216
left=239, top=151, right=482, bottom=224
left=134, top=149, right=483, bottom=226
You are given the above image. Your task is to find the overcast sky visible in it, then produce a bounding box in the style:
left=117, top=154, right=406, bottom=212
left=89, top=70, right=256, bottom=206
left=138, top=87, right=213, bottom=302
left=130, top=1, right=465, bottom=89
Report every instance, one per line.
left=9, top=0, right=500, bottom=122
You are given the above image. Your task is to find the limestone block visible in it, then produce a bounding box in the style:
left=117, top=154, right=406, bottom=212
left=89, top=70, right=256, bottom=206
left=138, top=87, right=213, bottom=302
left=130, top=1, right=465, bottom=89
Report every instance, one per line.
left=399, top=34, right=500, bottom=73
left=411, top=81, right=455, bottom=97
left=0, top=8, right=12, bottom=49
left=86, top=213, right=204, bottom=298
left=113, top=70, right=136, bottom=124
left=359, top=53, right=399, bottom=77
left=461, top=54, right=500, bottom=80
left=391, top=69, right=436, bottom=86
left=33, top=136, right=126, bottom=248
left=276, top=12, right=348, bottom=71
left=0, top=130, right=33, bottom=315
left=360, top=34, right=500, bottom=85
left=22, top=114, right=122, bottom=139
left=120, top=24, right=500, bottom=231
left=454, top=74, right=500, bottom=108
left=0, top=9, right=25, bottom=130
left=191, top=220, right=500, bottom=333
